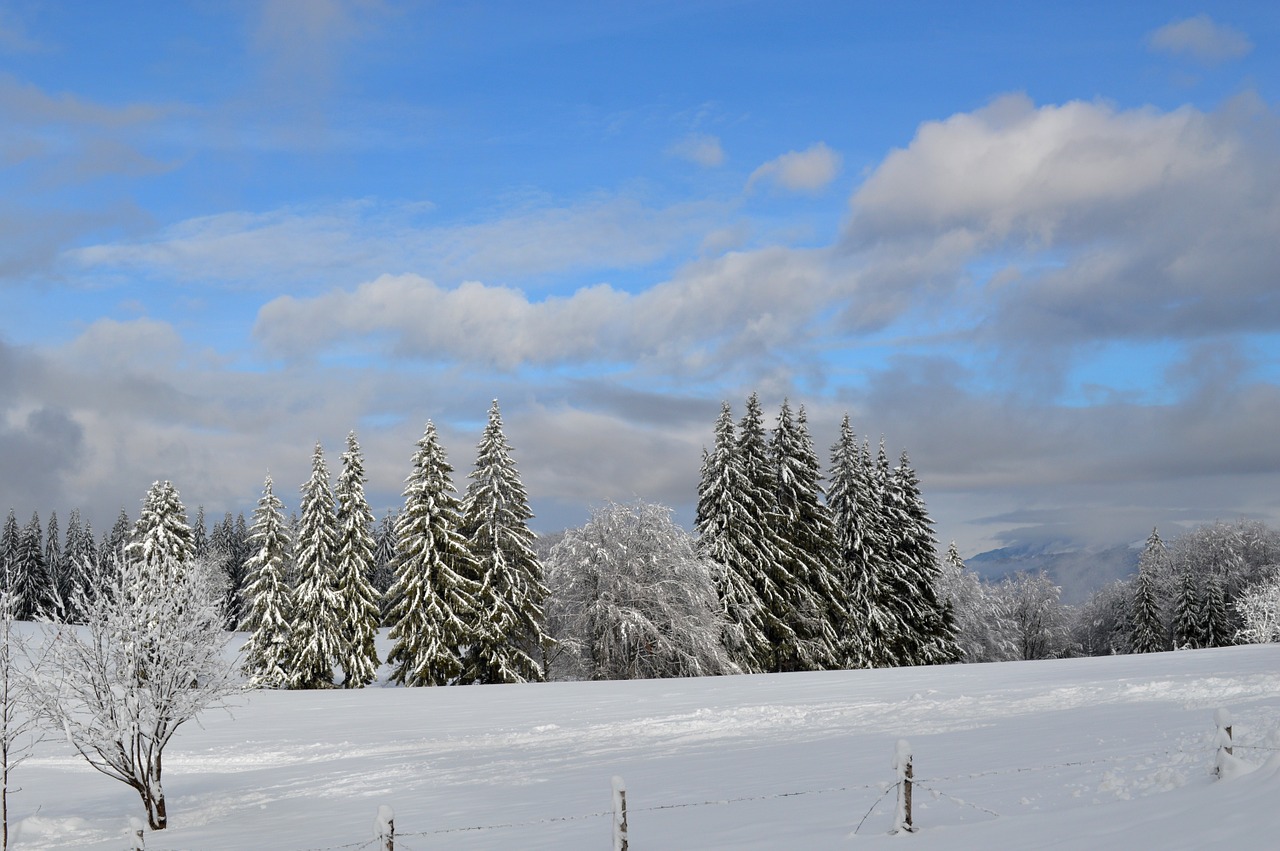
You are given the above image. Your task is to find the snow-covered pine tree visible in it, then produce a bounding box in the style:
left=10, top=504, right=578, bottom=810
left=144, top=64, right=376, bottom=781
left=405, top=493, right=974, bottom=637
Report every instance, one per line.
left=696, top=402, right=773, bottom=672
left=1172, top=569, right=1201, bottom=649
left=936, top=541, right=1018, bottom=663
left=11, top=514, right=50, bottom=621
left=826, top=417, right=894, bottom=667
left=61, top=509, right=97, bottom=622
left=333, top=431, right=381, bottom=688
left=1201, top=572, right=1231, bottom=649
left=460, top=401, right=549, bottom=684
left=99, top=509, right=131, bottom=579
left=742, top=394, right=831, bottom=672
left=239, top=474, right=295, bottom=688
left=126, top=481, right=194, bottom=587
left=386, top=421, right=484, bottom=686
left=880, top=451, right=960, bottom=666
left=770, top=402, right=843, bottom=668
left=1131, top=528, right=1167, bottom=653
left=192, top=507, right=209, bottom=560
left=0, top=512, right=17, bottom=594
left=372, top=510, right=399, bottom=619
left=43, top=512, right=66, bottom=621
left=289, top=444, right=343, bottom=689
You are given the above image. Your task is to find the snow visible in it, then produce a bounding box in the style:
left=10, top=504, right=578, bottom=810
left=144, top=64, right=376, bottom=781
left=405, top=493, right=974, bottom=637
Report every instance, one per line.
left=10, top=631, right=1280, bottom=849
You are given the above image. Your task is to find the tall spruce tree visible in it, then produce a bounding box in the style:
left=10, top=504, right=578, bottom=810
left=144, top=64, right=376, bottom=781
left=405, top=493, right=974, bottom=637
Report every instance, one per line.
left=771, top=402, right=843, bottom=668
left=11, top=513, right=50, bottom=620
left=387, top=421, right=484, bottom=686
left=240, top=474, right=295, bottom=688
left=696, top=402, right=773, bottom=672
left=881, top=451, right=960, bottom=665
left=192, top=507, right=209, bottom=560
left=1172, top=569, right=1201, bottom=649
left=333, top=431, right=381, bottom=687
left=289, top=443, right=343, bottom=689
left=44, top=512, right=66, bottom=620
left=1, top=511, right=18, bottom=594
left=127, top=481, right=194, bottom=585
left=1201, top=572, right=1230, bottom=649
left=62, top=509, right=97, bottom=622
left=1131, top=528, right=1167, bottom=653
left=373, top=510, right=399, bottom=618
left=460, top=401, right=549, bottom=684
left=826, top=417, right=893, bottom=667
left=100, top=509, right=131, bottom=578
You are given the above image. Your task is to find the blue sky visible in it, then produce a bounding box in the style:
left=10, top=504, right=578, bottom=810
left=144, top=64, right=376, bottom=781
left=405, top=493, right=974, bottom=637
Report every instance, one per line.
left=2, top=1, right=1278, bottom=555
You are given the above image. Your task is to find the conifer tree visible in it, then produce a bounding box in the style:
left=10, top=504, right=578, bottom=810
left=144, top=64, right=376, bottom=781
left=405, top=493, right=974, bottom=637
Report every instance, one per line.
left=771, top=401, right=843, bottom=668
left=127, top=481, right=194, bottom=585
left=100, top=509, right=131, bottom=578
left=826, top=417, right=893, bottom=667
left=696, top=402, right=773, bottom=672
left=333, top=431, right=381, bottom=687
left=1201, top=572, right=1230, bottom=649
left=62, top=509, right=96, bottom=622
left=44, top=511, right=66, bottom=620
left=1131, top=528, right=1167, bottom=653
left=11, top=513, right=50, bottom=621
left=192, top=506, right=209, bottom=560
left=1, top=511, right=18, bottom=594
left=289, top=443, right=343, bottom=689
left=240, top=474, right=295, bottom=688
left=881, top=451, right=960, bottom=665
left=460, top=401, right=549, bottom=684
left=373, top=510, right=399, bottom=618
left=1172, top=570, right=1201, bottom=649
left=387, top=421, right=484, bottom=686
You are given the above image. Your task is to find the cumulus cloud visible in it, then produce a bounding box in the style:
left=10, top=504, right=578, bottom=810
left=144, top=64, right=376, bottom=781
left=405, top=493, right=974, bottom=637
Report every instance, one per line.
left=1149, top=14, right=1253, bottom=64
left=747, top=142, right=842, bottom=193
left=667, top=133, right=725, bottom=167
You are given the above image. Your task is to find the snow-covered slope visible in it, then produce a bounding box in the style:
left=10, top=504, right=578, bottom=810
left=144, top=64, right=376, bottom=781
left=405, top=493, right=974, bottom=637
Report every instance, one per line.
left=14, top=640, right=1280, bottom=849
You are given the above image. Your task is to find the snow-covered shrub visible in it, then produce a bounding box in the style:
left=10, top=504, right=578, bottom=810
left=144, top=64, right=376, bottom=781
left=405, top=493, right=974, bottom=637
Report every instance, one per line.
left=1234, top=577, right=1280, bottom=644
left=546, top=500, right=738, bottom=681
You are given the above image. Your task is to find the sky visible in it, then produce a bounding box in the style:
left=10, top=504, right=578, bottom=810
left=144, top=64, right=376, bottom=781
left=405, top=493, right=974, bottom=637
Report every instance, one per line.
left=1, top=1, right=1278, bottom=558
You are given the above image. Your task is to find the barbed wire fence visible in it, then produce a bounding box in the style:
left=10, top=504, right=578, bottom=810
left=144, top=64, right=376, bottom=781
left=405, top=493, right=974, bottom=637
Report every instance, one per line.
left=129, top=708, right=1274, bottom=851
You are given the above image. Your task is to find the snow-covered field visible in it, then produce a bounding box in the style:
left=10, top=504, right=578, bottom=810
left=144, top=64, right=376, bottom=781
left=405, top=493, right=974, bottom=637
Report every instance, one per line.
left=13, top=637, right=1280, bottom=850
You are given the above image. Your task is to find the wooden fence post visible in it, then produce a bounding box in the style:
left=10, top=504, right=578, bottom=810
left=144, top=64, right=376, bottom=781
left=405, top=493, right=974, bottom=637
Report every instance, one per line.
left=612, top=775, right=629, bottom=851
left=129, top=816, right=145, bottom=850
left=375, top=804, right=395, bottom=851
left=892, top=739, right=916, bottom=834
left=1214, top=708, right=1234, bottom=780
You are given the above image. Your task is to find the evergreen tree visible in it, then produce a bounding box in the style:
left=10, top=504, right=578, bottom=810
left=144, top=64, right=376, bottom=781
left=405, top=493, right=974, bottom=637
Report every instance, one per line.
left=1131, top=528, right=1167, bottom=653
left=127, top=481, right=194, bottom=584
left=333, top=431, right=381, bottom=687
left=372, top=510, right=399, bottom=619
left=741, top=394, right=829, bottom=671
left=44, top=511, right=66, bottom=620
left=460, top=401, right=549, bottom=684
left=826, top=417, right=894, bottom=667
left=100, top=509, right=131, bottom=578
left=1201, top=572, right=1231, bottom=649
left=11, top=513, right=50, bottom=620
left=210, top=512, right=252, bottom=628
left=289, top=443, right=343, bottom=689
left=777, top=403, right=844, bottom=665
left=1, top=511, right=18, bottom=594
left=239, top=475, right=295, bottom=688
left=1172, top=570, right=1201, bottom=649
left=696, top=402, right=773, bottom=672
left=62, top=509, right=98, bottom=623
left=881, top=451, right=960, bottom=665
left=192, top=506, right=209, bottom=560
left=386, top=421, right=484, bottom=686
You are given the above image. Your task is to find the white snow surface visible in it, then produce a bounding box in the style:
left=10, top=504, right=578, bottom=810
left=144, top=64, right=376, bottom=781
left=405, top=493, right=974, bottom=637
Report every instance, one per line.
left=12, top=630, right=1280, bottom=849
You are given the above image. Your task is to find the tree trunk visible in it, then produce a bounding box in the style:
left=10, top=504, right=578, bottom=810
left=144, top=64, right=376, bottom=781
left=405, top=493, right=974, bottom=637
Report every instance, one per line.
left=141, top=785, right=167, bottom=831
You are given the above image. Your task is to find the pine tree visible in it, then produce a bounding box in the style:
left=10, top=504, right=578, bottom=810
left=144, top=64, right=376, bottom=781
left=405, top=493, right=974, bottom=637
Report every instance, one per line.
left=372, top=510, right=399, bottom=619
left=333, top=431, right=381, bottom=687
left=209, top=513, right=253, bottom=628
left=1131, top=528, right=1167, bottom=653
left=1201, top=572, right=1230, bottom=649
left=239, top=475, right=295, bottom=688
left=127, top=481, right=194, bottom=585
left=881, top=451, right=960, bottom=665
left=100, top=509, right=131, bottom=579
left=1, top=511, right=18, bottom=595
left=1172, top=570, right=1201, bottom=649
left=771, top=401, right=843, bottom=668
left=44, top=511, right=66, bottom=620
left=192, top=507, right=209, bottom=560
left=11, top=513, right=50, bottom=620
left=63, top=509, right=98, bottom=623
left=826, top=417, right=893, bottom=667
left=386, top=421, right=484, bottom=686
left=289, top=444, right=343, bottom=689
left=460, top=401, right=549, bottom=684
left=696, top=402, right=773, bottom=672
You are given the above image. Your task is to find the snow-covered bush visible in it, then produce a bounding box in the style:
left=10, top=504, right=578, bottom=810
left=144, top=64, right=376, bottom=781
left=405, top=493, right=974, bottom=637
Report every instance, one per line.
left=1234, top=577, right=1280, bottom=644
left=546, top=500, right=738, bottom=681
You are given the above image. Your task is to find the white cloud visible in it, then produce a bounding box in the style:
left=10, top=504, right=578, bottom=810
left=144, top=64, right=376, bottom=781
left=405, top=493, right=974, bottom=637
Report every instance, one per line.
left=1149, top=15, right=1253, bottom=64
left=667, top=133, right=725, bottom=167
left=747, top=142, right=841, bottom=193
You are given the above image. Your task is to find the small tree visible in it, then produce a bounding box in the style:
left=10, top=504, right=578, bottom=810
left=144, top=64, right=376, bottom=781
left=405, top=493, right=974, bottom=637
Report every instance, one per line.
left=1235, top=576, right=1280, bottom=643
left=0, top=594, right=42, bottom=851
left=239, top=475, right=295, bottom=688
left=31, top=555, right=239, bottom=831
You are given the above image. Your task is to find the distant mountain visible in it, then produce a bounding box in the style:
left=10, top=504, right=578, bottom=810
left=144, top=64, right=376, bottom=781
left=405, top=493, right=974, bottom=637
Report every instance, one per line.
left=966, top=542, right=1140, bottom=604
